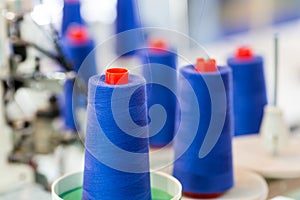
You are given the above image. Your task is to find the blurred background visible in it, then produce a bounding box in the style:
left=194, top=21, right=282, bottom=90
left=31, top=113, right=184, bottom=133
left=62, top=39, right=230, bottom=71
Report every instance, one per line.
left=1, top=0, right=300, bottom=199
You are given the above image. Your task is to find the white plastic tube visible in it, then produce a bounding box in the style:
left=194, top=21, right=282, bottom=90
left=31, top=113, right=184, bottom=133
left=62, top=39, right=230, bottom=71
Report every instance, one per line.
left=260, top=105, right=289, bottom=156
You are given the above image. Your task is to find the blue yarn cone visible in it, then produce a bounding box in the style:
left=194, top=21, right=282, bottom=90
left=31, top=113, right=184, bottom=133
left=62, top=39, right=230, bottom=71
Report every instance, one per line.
left=173, top=65, right=234, bottom=196
left=61, top=0, right=84, bottom=36
left=115, top=0, right=142, bottom=56
left=61, top=24, right=97, bottom=132
left=227, top=47, right=267, bottom=136
left=82, top=73, right=151, bottom=200
left=63, top=79, right=76, bottom=131
left=139, top=41, right=178, bottom=147
left=63, top=24, right=97, bottom=85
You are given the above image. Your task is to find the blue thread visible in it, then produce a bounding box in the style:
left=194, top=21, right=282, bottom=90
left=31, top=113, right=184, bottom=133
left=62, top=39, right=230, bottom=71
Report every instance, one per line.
left=61, top=25, right=97, bottom=131
left=139, top=49, right=178, bottom=147
left=64, top=26, right=97, bottom=85
left=173, top=65, right=234, bottom=194
left=227, top=56, right=267, bottom=136
left=61, top=0, right=84, bottom=36
left=82, top=74, right=151, bottom=200
left=63, top=79, right=76, bottom=130
left=115, top=0, right=142, bottom=56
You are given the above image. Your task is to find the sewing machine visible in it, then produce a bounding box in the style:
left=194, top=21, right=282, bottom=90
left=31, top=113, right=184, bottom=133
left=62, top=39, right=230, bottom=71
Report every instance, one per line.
left=0, top=0, right=84, bottom=192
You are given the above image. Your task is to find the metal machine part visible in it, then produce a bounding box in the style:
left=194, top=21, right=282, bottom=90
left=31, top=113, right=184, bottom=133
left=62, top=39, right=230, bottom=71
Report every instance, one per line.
left=0, top=0, right=86, bottom=193
left=0, top=81, right=34, bottom=194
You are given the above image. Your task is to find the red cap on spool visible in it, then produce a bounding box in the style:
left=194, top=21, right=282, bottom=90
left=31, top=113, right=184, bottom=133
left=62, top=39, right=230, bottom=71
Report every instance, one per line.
left=195, top=58, right=217, bottom=72
left=149, top=39, right=168, bottom=53
left=235, top=46, right=253, bottom=60
left=105, top=68, right=129, bottom=85
left=67, top=25, right=89, bottom=45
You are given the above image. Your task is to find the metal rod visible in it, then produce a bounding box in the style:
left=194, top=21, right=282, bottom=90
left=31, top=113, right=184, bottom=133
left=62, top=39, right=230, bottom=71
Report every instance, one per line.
left=274, top=33, right=278, bottom=106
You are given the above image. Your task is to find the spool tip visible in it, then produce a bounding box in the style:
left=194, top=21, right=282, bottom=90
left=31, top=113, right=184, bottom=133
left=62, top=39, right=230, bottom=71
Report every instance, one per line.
left=105, top=68, right=129, bottom=85
left=65, top=0, right=79, bottom=3
left=195, top=58, right=217, bottom=72
left=183, top=192, right=223, bottom=199
left=67, top=24, right=89, bottom=44
left=149, top=39, right=168, bottom=53
left=235, top=46, right=253, bottom=60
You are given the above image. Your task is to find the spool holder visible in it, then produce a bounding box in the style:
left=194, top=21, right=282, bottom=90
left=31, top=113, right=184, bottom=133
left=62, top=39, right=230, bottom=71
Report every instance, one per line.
left=260, top=34, right=289, bottom=156
left=52, top=171, right=182, bottom=200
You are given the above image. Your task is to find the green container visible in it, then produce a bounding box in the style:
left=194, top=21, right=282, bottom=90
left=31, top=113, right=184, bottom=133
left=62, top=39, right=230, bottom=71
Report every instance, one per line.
left=52, top=171, right=182, bottom=200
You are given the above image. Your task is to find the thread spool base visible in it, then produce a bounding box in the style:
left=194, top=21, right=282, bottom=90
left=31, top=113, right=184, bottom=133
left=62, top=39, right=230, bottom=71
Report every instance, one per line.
left=233, top=134, right=300, bottom=179
left=182, top=169, right=268, bottom=200
left=183, top=192, right=223, bottom=199
left=149, top=147, right=268, bottom=200
left=52, top=171, right=182, bottom=200
left=150, top=149, right=268, bottom=199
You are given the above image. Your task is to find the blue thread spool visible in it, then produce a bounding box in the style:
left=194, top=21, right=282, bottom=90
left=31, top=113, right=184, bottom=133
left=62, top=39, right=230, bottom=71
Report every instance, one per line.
left=63, top=79, right=76, bottom=131
left=82, top=68, right=151, bottom=200
left=64, top=24, right=97, bottom=85
left=173, top=59, right=234, bottom=198
left=115, top=0, right=142, bottom=56
left=140, top=39, right=177, bottom=147
left=227, top=47, right=267, bottom=136
left=61, top=0, right=84, bottom=36
left=62, top=24, right=97, bottom=131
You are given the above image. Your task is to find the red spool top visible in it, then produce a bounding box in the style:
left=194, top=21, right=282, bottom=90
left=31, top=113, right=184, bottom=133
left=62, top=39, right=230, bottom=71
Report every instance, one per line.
left=195, top=58, right=218, bottom=72
left=149, top=39, right=168, bottom=53
left=235, top=46, right=254, bottom=60
left=105, top=68, right=129, bottom=85
left=67, top=25, right=89, bottom=45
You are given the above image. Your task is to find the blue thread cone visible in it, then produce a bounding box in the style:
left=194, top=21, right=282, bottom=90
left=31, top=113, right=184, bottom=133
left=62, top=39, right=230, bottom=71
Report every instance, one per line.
left=173, top=65, right=234, bottom=196
left=227, top=47, right=267, bottom=136
left=139, top=40, right=178, bottom=147
left=82, top=72, right=151, bottom=200
left=61, top=24, right=97, bottom=132
left=64, top=24, right=97, bottom=85
left=63, top=79, right=76, bottom=131
left=61, top=0, right=84, bottom=36
left=115, top=0, right=142, bottom=56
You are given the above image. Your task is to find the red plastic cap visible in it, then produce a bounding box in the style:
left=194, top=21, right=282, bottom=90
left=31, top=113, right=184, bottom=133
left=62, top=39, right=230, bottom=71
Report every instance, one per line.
left=148, top=39, right=168, bottom=53
left=105, top=68, right=129, bottom=85
left=183, top=192, right=223, bottom=199
left=235, top=46, right=253, bottom=60
left=67, top=24, right=89, bottom=45
left=195, top=58, right=218, bottom=72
